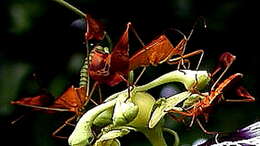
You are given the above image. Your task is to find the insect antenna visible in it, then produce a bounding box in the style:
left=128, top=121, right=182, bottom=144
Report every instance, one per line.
left=185, top=16, right=207, bottom=70
left=188, top=16, right=207, bottom=40
left=166, top=19, right=206, bottom=70
left=187, top=16, right=207, bottom=70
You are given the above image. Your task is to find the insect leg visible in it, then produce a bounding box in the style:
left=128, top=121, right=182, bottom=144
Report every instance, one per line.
left=167, top=109, right=193, bottom=117
left=11, top=114, right=26, bottom=125
left=196, top=118, right=218, bottom=135
left=98, top=85, right=103, bottom=103
left=225, top=86, right=255, bottom=103
left=225, top=97, right=255, bottom=103
left=168, top=49, right=204, bottom=70
left=88, top=81, right=99, bottom=106
left=130, top=23, right=145, bottom=47
left=168, top=113, right=186, bottom=123
left=130, top=24, right=147, bottom=85
left=52, top=115, right=77, bottom=139
left=134, top=67, right=146, bottom=85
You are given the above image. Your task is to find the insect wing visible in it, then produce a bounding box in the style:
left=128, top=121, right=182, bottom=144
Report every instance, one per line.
left=85, top=14, right=105, bottom=40
left=49, top=86, right=87, bottom=113
left=235, top=86, right=254, bottom=99
left=11, top=94, right=53, bottom=107
left=211, top=52, right=236, bottom=77
left=129, top=35, right=174, bottom=71
left=110, top=22, right=131, bottom=75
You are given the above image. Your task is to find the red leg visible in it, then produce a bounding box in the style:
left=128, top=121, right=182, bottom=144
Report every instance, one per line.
left=88, top=81, right=99, bottom=106
left=196, top=119, right=218, bottom=135
left=52, top=115, right=76, bottom=139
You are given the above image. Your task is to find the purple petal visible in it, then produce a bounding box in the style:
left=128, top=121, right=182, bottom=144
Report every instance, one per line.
left=199, top=121, right=260, bottom=146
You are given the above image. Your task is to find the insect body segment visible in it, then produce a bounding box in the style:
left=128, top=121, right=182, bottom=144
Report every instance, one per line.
left=88, top=22, right=131, bottom=87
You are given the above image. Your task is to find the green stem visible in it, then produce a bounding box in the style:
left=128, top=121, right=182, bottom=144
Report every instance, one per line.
left=135, top=70, right=210, bottom=92
left=51, top=0, right=86, bottom=17
left=135, top=70, right=190, bottom=91
left=163, top=128, right=180, bottom=146
left=140, top=126, right=167, bottom=146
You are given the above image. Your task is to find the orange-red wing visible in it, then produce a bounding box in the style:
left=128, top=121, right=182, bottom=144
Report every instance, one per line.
left=212, top=74, right=255, bottom=102
left=211, top=52, right=236, bottom=77
left=129, top=35, right=176, bottom=71
left=85, top=14, right=105, bottom=40
left=235, top=86, right=254, bottom=99
left=49, top=86, right=87, bottom=113
left=110, top=22, right=131, bottom=76
left=11, top=94, right=53, bottom=107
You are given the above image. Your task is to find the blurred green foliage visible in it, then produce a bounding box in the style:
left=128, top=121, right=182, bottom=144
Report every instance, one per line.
left=0, top=0, right=258, bottom=146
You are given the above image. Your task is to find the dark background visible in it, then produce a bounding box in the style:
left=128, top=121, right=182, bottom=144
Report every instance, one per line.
left=0, top=0, right=259, bottom=145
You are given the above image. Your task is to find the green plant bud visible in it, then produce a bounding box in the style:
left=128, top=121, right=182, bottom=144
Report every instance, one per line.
left=93, top=107, right=114, bottom=127
left=113, top=101, right=139, bottom=126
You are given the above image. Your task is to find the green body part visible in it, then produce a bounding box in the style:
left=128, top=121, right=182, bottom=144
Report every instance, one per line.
left=79, top=56, right=89, bottom=87
left=79, top=46, right=110, bottom=87
left=182, top=93, right=205, bottom=109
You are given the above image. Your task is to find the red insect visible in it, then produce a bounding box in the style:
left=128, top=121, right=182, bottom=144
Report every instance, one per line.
left=167, top=52, right=255, bottom=134
left=11, top=86, right=89, bottom=139
left=88, top=22, right=131, bottom=88
left=87, top=20, right=206, bottom=99
left=129, top=19, right=207, bottom=71
left=168, top=73, right=255, bottom=134
left=88, top=22, right=205, bottom=87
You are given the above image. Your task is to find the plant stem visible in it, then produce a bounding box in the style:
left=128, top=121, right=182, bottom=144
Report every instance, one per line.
left=140, top=126, right=167, bottom=146
left=163, top=128, right=180, bottom=146
left=51, top=0, right=86, bottom=17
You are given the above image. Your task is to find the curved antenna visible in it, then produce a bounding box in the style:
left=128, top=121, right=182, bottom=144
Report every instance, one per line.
left=187, top=16, right=207, bottom=40
left=165, top=28, right=187, bottom=40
